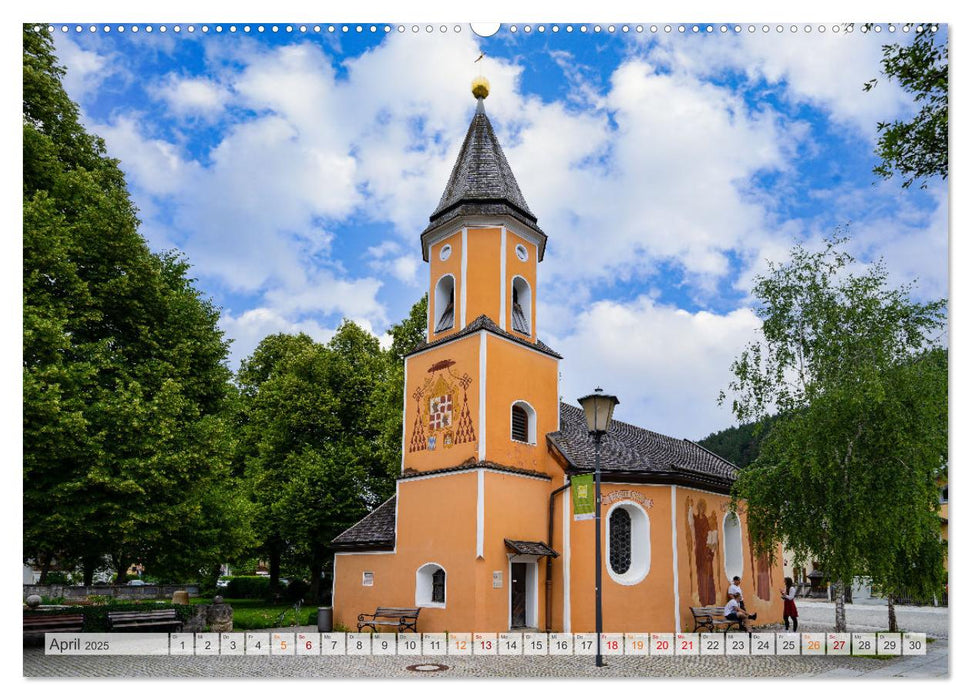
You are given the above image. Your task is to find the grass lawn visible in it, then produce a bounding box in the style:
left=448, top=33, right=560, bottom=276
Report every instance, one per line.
left=191, top=598, right=319, bottom=630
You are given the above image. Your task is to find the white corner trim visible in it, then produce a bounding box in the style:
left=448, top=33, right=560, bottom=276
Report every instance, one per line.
left=499, top=226, right=507, bottom=331
left=478, top=332, right=487, bottom=461
left=562, top=476, right=572, bottom=632
left=400, top=360, right=409, bottom=474
left=670, top=485, right=681, bottom=633
left=460, top=226, right=468, bottom=329
left=476, top=469, right=485, bottom=558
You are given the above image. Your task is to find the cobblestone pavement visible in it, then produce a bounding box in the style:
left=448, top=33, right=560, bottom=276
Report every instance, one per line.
left=23, top=631, right=948, bottom=679
left=791, top=601, right=950, bottom=640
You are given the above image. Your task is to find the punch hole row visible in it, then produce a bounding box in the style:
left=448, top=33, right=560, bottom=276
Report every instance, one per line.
left=37, top=23, right=940, bottom=35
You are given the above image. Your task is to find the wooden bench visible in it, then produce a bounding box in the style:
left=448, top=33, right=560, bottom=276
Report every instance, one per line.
left=23, top=613, right=85, bottom=644
left=107, top=609, right=184, bottom=632
left=689, top=606, right=742, bottom=633
left=357, top=607, right=420, bottom=633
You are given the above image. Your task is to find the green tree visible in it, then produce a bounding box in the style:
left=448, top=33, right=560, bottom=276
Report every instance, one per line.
left=721, top=236, right=947, bottom=631
left=865, top=25, right=948, bottom=188
left=23, top=25, right=247, bottom=584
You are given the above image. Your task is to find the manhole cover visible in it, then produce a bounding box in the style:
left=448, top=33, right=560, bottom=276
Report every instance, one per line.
left=405, top=663, right=450, bottom=673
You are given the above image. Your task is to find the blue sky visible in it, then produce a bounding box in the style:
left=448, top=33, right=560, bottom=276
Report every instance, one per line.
left=45, top=20, right=948, bottom=439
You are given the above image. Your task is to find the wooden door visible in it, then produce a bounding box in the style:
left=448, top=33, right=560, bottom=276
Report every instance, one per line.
left=511, top=563, right=527, bottom=628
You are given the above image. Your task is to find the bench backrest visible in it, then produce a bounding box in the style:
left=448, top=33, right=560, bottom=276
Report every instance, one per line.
left=373, top=607, right=420, bottom=617
left=691, top=606, right=728, bottom=616
left=108, top=610, right=179, bottom=621
left=24, top=614, right=84, bottom=626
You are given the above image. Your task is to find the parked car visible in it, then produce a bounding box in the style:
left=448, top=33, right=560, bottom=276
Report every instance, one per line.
left=127, top=579, right=147, bottom=586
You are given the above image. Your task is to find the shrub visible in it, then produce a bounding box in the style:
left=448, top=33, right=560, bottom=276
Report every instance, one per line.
left=224, top=576, right=271, bottom=599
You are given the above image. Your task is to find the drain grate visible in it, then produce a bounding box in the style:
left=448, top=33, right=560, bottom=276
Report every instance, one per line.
left=405, top=663, right=450, bottom=673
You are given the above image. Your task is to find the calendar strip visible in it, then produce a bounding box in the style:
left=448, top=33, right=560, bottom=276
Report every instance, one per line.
left=43, top=632, right=927, bottom=656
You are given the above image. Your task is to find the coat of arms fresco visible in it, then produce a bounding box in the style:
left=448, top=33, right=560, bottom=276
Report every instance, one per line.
left=408, top=359, right=476, bottom=452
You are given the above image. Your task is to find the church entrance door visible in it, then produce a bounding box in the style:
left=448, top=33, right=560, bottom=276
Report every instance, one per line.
left=511, top=563, right=527, bottom=628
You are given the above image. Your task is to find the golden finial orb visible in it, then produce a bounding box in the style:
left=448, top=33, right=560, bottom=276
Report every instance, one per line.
left=472, top=76, right=490, bottom=99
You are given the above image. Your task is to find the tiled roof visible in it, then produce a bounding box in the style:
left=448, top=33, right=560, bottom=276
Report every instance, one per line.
left=406, top=314, right=562, bottom=359
left=505, top=539, right=559, bottom=558
left=421, top=99, right=547, bottom=258
left=547, top=403, right=739, bottom=486
left=331, top=497, right=396, bottom=551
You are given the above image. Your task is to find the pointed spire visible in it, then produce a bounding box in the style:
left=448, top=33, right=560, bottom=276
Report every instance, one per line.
left=421, top=82, right=546, bottom=260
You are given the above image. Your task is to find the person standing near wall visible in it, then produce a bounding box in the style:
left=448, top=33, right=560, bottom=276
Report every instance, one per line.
left=781, top=576, right=799, bottom=631
left=728, top=575, right=746, bottom=610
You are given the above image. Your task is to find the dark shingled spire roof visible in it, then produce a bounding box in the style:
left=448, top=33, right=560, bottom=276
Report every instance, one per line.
left=421, top=98, right=546, bottom=259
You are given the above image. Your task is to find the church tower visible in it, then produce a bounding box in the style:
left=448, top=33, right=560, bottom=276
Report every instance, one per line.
left=402, top=78, right=561, bottom=476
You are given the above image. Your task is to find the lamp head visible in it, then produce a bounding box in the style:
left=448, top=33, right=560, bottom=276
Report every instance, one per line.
left=577, top=387, right=619, bottom=434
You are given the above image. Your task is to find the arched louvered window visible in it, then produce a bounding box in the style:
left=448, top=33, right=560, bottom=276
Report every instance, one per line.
left=609, top=508, right=632, bottom=574
left=511, top=405, right=529, bottom=442
left=511, top=276, right=531, bottom=335
left=434, top=275, right=454, bottom=333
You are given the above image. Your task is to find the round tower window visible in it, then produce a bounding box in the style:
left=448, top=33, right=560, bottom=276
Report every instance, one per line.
left=515, top=244, right=528, bottom=261
left=439, top=244, right=452, bottom=261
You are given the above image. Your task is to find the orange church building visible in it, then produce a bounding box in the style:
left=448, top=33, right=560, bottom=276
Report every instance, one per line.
left=331, top=81, right=783, bottom=633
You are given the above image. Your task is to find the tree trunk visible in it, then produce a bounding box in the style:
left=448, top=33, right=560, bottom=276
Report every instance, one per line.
left=308, top=548, right=322, bottom=605
left=834, top=580, right=846, bottom=632
left=82, top=555, right=98, bottom=586
left=269, top=547, right=282, bottom=600
left=38, top=553, right=51, bottom=584
left=206, top=562, right=222, bottom=593
left=888, top=594, right=897, bottom=632
left=113, top=553, right=128, bottom=584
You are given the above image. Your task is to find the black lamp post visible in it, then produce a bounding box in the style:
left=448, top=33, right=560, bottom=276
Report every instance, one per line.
left=577, top=387, right=619, bottom=668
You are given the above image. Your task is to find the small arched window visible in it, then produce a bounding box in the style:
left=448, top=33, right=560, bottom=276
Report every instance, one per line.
left=434, top=275, right=455, bottom=333
left=416, top=563, right=446, bottom=607
left=606, top=502, right=650, bottom=584
left=723, top=511, right=744, bottom=581
left=510, top=401, right=536, bottom=444
left=511, top=276, right=531, bottom=335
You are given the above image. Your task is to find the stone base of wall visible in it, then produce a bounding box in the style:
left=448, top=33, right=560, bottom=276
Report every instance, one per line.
left=23, top=584, right=200, bottom=601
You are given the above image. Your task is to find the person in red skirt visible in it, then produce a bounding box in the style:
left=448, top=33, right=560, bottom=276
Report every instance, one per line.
left=781, top=576, right=799, bottom=631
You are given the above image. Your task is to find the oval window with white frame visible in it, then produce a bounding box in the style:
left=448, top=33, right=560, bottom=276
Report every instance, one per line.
left=515, top=244, right=528, bottom=261
left=605, top=501, right=650, bottom=585
left=439, top=244, right=452, bottom=261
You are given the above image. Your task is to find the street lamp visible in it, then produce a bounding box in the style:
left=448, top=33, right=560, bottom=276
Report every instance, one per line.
left=577, top=387, right=619, bottom=668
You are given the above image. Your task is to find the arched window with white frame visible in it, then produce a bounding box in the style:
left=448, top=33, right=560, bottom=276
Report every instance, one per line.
left=434, top=275, right=455, bottom=333
left=510, top=400, right=536, bottom=444
left=415, top=563, right=446, bottom=607
left=606, top=501, right=651, bottom=585
left=511, top=276, right=531, bottom=335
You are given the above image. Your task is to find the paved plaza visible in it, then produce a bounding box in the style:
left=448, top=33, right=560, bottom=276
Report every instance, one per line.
left=24, top=602, right=948, bottom=679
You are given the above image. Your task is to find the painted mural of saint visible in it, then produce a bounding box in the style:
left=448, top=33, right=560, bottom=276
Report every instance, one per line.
left=692, top=500, right=717, bottom=605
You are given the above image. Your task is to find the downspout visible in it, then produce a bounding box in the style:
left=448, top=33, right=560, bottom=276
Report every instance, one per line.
left=546, top=481, right=571, bottom=632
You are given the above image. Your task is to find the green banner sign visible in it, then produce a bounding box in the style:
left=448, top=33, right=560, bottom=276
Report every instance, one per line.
left=572, top=473, right=595, bottom=521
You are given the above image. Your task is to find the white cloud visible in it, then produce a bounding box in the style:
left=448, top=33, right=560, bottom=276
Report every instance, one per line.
left=153, top=75, right=230, bottom=118
left=219, top=307, right=338, bottom=369
left=551, top=296, right=761, bottom=438
left=53, top=34, right=116, bottom=100
left=643, top=31, right=913, bottom=136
